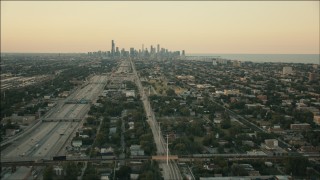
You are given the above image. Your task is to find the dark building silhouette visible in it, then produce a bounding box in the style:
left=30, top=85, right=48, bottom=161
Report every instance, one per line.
left=111, top=40, right=115, bottom=59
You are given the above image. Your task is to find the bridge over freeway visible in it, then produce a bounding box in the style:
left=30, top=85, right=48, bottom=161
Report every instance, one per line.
left=2, top=153, right=319, bottom=167
left=65, top=99, right=91, bottom=104
left=42, top=118, right=81, bottom=122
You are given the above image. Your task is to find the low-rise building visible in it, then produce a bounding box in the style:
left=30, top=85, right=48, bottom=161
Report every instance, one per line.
left=313, top=116, right=320, bottom=125
left=290, top=123, right=311, bottom=130
left=264, top=139, right=278, bottom=150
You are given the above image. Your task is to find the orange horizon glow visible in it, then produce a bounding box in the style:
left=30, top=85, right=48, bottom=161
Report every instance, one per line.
left=1, top=1, right=319, bottom=54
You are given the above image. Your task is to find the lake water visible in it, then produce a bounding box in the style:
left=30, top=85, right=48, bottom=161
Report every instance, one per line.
left=188, top=54, right=320, bottom=64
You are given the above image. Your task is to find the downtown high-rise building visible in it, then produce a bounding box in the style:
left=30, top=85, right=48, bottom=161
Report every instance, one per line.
left=130, top=48, right=135, bottom=58
left=111, top=40, right=115, bottom=58
left=88, top=40, right=182, bottom=60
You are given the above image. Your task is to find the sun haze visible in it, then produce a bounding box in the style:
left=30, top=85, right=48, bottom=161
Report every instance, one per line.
left=1, top=1, right=319, bottom=54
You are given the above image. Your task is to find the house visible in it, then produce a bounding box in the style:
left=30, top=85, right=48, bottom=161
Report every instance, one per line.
left=128, top=122, right=134, bottom=130
left=213, top=118, right=222, bottom=124
left=72, top=140, right=82, bottom=147
left=224, top=89, right=240, bottom=95
left=242, top=140, right=254, bottom=147
left=6, top=129, right=18, bottom=137
left=130, top=174, right=139, bottom=180
left=44, top=95, right=51, bottom=100
left=100, top=173, right=110, bottom=180
left=124, top=90, right=135, bottom=98
left=109, top=127, right=117, bottom=134
left=58, top=91, right=70, bottom=98
left=4, top=114, right=36, bottom=125
left=130, top=145, right=145, bottom=156
left=100, top=147, right=114, bottom=156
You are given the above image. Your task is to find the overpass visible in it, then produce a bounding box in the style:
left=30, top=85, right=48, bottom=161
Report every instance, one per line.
left=65, top=99, right=91, bottom=104
left=42, top=118, right=81, bottom=122
left=2, top=153, right=319, bottom=167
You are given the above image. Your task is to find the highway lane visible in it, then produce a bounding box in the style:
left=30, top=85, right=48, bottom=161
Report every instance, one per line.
left=1, top=122, right=58, bottom=157
left=31, top=122, right=67, bottom=157
left=1, top=75, right=109, bottom=162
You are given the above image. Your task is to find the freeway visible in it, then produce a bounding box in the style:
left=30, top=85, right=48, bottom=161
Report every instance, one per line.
left=1, top=75, right=109, bottom=163
left=130, top=59, right=183, bottom=180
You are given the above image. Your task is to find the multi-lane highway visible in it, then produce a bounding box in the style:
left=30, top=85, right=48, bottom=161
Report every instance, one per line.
left=1, top=75, right=109, bottom=162
left=130, top=59, right=183, bottom=180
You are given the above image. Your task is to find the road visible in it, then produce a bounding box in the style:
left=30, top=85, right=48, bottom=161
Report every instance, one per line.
left=130, top=59, right=183, bottom=180
left=1, top=75, right=109, bottom=163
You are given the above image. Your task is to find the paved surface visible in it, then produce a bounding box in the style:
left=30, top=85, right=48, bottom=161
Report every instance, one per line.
left=1, top=75, right=109, bottom=163
left=1, top=166, right=32, bottom=180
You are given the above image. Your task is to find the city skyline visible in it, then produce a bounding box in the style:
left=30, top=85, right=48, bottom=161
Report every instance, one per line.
left=1, top=1, right=319, bottom=54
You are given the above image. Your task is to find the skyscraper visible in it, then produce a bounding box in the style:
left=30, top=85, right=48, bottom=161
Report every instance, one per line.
left=130, top=48, right=135, bottom=58
left=111, top=40, right=115, bottom=58
left=157, top=44, right=160, bottom=53
left=116, top=47, right=119, bottom=57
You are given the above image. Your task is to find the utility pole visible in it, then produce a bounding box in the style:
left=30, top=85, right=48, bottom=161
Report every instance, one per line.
left=166, top=134, right=169, bottom=165
left=158, top=122, right=161, bottom=144
left=113, top=160, right=116, bottom=180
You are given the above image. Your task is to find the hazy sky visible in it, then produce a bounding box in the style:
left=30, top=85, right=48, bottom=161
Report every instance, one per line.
left=1, top=1, right=319, bottom=54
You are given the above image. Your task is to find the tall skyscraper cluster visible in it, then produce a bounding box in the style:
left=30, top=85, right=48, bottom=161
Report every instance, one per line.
left=88, top=40, right=185, bottom=60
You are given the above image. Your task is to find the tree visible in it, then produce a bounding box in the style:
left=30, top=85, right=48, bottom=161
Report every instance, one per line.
left=221, top=118, right=231, bottom=129
left=115, top=166, right=131, bottom=179
left=217, top=145, right=224, bottom=153
left=65, top=162, right=78, bottom=180
left=166, top=88, right=176, bottom=96
left=138, top=161, right=162, bottom=180
left=221, top=112, right=230, bottom=120
left=231, top=164, right=248, bottom=176
left=203, top=134, right=214, bottom=146
left=83, top=163, right=99, bottom=180
left=208, top=112, right=214, bottom=120
left=179, top=107, right=190, bottom=116
left=139, top=171, right=154, bottom=180
left=293, top=110, right=314, bottom=125
left=43, top=165, right=54, bottom=180
left=285, top=157, right=309, bottom=176
left=86, top=117, right=96, bottom=125
left=174, top=143, right=186, bottom=153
